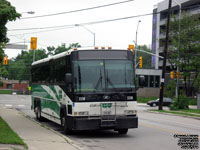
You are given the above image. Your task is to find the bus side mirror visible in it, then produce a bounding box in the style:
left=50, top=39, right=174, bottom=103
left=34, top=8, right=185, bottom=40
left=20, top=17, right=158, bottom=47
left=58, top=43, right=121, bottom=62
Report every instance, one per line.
left=138, top=76, right=145, bottom=87
left=65, top=73, right=72, bottom=84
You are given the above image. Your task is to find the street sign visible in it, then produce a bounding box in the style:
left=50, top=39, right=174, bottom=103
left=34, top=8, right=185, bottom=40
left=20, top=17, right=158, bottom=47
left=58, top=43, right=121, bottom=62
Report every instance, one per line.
left=5, top=44, right=27, bottom=50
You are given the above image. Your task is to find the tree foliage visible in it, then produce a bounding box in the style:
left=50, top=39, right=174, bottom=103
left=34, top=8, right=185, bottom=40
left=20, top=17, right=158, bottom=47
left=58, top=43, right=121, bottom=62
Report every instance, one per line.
left=47, top=43, right=81, bottom=55
left=164, top=79, right=176, bottom=98
left=168, top=12, right=200, bottom=96
left=8, top=49, right=48, bottom=81
left=0, top=0, right=20, bottom=82
left=0, top=0, right=20, bottom=62
left=6, top=43, right=80, bottom=81
left=137, top=45, right=152, bottom=69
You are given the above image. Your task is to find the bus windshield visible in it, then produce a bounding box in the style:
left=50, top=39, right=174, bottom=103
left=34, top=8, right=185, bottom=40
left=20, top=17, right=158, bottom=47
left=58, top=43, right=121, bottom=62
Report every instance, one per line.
left=73, top=60, right=135, bottom=93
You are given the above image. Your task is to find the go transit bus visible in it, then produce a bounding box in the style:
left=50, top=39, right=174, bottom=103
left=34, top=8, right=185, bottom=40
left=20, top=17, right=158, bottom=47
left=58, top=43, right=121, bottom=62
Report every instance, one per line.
left=31, top=48, right=144, bottom=134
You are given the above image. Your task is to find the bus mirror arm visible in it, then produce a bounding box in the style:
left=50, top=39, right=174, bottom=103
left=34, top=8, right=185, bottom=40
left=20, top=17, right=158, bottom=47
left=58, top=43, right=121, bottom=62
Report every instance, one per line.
left=65, top=73, right=72, bottom=84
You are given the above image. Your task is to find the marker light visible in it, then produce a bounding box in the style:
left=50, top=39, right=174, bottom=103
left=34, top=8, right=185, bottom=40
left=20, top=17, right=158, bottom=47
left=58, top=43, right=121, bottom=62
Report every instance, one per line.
left=94, top=47, right=99, bottom=50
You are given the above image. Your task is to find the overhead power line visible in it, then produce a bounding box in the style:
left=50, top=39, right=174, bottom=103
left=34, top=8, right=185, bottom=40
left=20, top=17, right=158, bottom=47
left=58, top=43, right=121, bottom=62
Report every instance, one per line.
left=21, top=0, right=134, bottom=20
left=9, top=12, right=156, bottom=32
left=9, top=3, right=199, bottom=33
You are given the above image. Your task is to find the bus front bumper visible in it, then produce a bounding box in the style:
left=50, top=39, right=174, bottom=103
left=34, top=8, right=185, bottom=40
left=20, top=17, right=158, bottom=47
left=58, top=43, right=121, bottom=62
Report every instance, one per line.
left=67, top=115, right=138, bottom=131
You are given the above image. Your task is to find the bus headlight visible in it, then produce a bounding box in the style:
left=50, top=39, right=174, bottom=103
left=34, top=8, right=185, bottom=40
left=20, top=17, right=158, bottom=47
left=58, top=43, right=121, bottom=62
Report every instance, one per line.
left=127, top=96, right=133, bottom=100
left=124, top=110, right=137, bottom=115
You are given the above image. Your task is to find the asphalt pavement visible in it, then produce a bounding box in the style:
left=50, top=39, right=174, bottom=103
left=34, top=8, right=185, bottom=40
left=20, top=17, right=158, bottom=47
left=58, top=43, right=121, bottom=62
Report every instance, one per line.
left=0, top=95, right=199, bottom=150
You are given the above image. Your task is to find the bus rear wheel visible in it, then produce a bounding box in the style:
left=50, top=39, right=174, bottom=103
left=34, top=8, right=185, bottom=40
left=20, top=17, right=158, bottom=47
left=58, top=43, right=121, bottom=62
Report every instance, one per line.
left=35, top=105, right=43, bottom=121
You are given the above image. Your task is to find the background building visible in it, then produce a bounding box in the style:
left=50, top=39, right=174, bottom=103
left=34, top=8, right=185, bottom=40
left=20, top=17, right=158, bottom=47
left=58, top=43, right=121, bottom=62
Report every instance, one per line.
left=152, top=0, right=200, bottom=70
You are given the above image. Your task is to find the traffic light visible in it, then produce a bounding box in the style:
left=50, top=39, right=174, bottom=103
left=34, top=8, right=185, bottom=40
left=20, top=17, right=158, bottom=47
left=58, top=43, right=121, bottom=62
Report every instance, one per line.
left=3, top=56, right=8, bottom=65
left=176, top=71, right=180, bottom=79
left=128, top=44, right=134, bottom=54
left=30, top=37, right=37, bottom=50
left=139, top=56, right=142, bottom=68
left=170, top=71, right=174, bottom=79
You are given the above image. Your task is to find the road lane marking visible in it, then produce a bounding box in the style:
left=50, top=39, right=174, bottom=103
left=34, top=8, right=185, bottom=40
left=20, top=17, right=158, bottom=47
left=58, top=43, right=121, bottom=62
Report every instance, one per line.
left=140, top=122, right=184, bottom=135
left=140, top=123, right=200, bottom=140
left=5, top=104, right=12, bottom=107
left=18, top=105, right=25, bottom=107
left=140, top=117, right=200, bottom=129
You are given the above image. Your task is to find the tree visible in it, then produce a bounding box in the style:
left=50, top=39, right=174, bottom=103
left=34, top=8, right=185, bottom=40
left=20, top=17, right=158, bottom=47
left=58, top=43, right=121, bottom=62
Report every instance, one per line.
left=0, top=0, right=20, bottom=82
left=0, top=66, right=8, bottom=78
left=137, top=45, right=152, bottom=69
left=6, top=43, right=81, bottom=81
left=54, top=43, right=81, bottom=55
left=8, top=49, right=48, bottom=81
left=168, top=12, right=200, bottom=96
left=0, top=0, right=20, bottom=62
left=47, top=46, right=55, bottom=56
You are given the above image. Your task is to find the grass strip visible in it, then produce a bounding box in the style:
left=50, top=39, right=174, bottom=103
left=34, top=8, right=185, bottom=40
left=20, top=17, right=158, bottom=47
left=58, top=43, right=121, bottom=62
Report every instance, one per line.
left=0, top=116, right=26, bottom=146
left=0, top=90, right=12, bottom=94
left=137, top=97, right=158, bottom=103
left=150, top=109, right=200, bottom=118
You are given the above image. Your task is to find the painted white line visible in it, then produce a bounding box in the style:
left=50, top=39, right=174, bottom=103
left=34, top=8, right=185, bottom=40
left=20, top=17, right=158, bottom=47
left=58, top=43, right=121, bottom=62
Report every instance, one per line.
left=141, top=117, right=200, bottom=129
left=18, top=105, right=25, bottom=107
left=5, top=104, right=12, bottom=107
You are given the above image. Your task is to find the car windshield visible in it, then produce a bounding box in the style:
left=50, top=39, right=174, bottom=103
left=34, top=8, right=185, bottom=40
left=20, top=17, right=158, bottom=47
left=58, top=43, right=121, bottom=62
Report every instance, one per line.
left=73, top=60, right=135, bottom=93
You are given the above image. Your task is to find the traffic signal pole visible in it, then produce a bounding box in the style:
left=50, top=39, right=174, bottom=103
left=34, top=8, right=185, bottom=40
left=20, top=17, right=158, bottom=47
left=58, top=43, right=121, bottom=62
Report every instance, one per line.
left=159, top=0, right=172, bottom=110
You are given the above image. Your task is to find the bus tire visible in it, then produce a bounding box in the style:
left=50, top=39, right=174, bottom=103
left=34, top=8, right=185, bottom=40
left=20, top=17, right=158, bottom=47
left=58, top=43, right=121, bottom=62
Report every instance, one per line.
left=118, top=129, right=128, bottom=135
left=60, top=110, right=73, bottom=135
left=35, top=105, right=43, bottom=121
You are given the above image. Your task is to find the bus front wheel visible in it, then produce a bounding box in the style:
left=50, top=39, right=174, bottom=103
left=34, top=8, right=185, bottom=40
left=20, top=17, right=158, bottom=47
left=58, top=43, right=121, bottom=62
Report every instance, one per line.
left=60, top=112, right=73, bottom=135
left=117, top=129, right=128, bottom=134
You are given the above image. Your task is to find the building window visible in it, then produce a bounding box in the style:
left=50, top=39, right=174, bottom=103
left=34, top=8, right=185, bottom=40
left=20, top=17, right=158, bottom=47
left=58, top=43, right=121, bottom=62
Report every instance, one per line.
left=144, top=75, right=149, bottom=87
left=155, top=76, right=160, bottom=87
left=150, top=76, right=154, bottom=87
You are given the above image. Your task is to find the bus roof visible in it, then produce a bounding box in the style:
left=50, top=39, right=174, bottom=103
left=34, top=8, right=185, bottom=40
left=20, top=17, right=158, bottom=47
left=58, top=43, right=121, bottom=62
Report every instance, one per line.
left=32, top=48, right=131, bottom=66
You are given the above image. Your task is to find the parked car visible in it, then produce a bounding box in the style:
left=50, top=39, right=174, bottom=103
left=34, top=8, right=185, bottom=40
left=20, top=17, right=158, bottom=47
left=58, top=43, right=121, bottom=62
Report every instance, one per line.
left=147, top=98, right=173, bottom=107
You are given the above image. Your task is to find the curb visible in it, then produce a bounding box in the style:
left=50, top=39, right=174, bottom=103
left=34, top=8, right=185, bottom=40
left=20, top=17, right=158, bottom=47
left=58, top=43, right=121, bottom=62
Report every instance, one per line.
left=145, top=109, right=200, bottom=120
left=16, top=110, right=85, bottom=150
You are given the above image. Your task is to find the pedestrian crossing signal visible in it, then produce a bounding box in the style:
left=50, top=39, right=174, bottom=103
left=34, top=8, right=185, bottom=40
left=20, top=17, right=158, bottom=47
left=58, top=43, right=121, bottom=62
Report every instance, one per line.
left=3, top=56, right=8, bottom=65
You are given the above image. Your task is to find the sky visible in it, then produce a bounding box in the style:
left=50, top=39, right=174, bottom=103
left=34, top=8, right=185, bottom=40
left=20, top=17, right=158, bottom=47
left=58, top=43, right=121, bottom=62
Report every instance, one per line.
left=6, top=0, right=163, bottom=58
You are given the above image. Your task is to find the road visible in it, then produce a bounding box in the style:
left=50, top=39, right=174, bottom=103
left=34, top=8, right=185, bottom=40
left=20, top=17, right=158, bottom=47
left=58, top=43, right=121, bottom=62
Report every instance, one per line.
left=0, top=95, right=199, bottom=150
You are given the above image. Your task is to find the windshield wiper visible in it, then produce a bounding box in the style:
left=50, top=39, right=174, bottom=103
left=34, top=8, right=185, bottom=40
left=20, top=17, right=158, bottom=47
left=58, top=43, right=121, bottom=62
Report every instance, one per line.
left=78, top=65, right=81, bottom=92
left=93, top=69, right=103, bottom=93
left=106, top=70, right=117, bottom=92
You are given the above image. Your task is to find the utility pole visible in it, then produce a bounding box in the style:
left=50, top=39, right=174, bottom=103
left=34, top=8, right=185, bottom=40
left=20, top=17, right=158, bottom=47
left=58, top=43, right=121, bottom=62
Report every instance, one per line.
left=159, top=0, right=172, bottom=110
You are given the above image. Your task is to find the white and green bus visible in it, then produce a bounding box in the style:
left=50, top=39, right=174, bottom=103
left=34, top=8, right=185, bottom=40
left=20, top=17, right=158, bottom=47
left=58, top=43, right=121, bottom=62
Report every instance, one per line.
left=31, top=48, right=144, bottom=134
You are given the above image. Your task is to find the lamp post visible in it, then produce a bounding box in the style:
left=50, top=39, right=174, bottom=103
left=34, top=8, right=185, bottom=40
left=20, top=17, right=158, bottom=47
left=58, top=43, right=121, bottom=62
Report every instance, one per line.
left=135, top=20, right=141, bottom=69
left=20, top=11, right=36, bottom=62
left=173, top=0, right=181, bottom=98
left=75, top=24, right=95, bottom=46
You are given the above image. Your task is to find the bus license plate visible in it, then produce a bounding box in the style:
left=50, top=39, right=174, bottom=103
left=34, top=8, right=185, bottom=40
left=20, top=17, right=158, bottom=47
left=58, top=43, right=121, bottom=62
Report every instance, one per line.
left=103, top=111, right=111, bottom=115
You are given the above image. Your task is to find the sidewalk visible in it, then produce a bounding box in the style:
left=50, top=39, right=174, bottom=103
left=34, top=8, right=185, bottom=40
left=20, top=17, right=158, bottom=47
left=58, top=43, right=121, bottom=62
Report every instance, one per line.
left=0, top=106, right=84, bottom=150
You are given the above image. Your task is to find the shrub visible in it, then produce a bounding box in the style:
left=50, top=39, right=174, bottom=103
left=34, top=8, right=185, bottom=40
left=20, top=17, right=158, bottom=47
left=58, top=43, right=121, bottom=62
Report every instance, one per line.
left=0, top=81, right=3, bottom=87
left=164, top=80, right=176, bottom=98
left=170, top=96, right=189, bottom=110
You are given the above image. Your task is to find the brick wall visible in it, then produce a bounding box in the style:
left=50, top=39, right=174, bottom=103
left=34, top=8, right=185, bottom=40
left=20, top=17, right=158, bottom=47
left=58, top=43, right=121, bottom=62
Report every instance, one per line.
left=0, top=80, right=28, bottom=93
left=137, top=88, right=160, bottom=97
